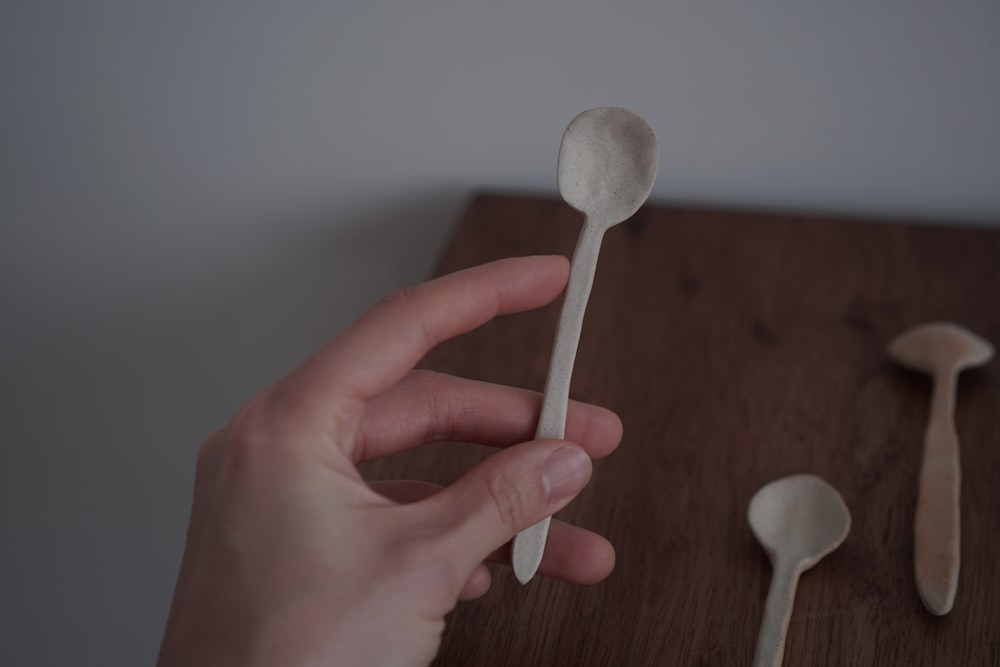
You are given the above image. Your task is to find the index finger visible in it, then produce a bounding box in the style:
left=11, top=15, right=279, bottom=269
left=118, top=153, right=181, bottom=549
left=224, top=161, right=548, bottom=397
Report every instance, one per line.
left=286, top=255, right=569, bottom=412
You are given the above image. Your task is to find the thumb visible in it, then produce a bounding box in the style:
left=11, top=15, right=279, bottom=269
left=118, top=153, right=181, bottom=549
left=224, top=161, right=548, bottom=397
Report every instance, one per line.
left=432, top=440, right=593, bottom=568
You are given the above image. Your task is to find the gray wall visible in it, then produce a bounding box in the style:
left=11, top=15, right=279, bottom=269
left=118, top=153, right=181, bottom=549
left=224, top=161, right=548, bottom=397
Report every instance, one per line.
left=2, top=2, right=998, bottom=664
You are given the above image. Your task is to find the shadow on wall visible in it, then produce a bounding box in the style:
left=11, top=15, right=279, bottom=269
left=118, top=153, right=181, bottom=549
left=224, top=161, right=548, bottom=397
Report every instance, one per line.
left=6, top=186, right=469, bottom=409
left=0, top=187, right=469, bottom=667
left=187, top=187, right=469, bottom=387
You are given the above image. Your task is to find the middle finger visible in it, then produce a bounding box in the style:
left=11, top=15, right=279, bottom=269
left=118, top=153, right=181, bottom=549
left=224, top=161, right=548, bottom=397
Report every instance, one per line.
left=353, top=370, right=623, bottom=463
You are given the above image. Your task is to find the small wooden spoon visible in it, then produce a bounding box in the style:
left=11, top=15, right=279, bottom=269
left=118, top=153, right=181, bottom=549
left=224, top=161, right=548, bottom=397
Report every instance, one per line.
left=749, top=474, right=851, bottom=667
left=888, top=321, right=994, bottom=615
left=511, top=108, right=658, bottom=584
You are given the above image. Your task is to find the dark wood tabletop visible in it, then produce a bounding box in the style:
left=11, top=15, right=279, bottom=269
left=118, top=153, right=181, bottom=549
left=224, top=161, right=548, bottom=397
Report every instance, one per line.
left=359, top=193, right=1000, bottom=666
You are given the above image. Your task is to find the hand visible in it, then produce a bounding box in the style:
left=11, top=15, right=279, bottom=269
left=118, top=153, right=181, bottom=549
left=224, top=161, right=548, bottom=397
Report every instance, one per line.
left=157, top=255, right=623, bottom=667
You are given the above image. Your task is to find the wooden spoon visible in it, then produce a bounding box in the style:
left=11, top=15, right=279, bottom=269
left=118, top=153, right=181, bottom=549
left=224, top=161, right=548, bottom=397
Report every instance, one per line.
left=888, top=321, right=994, bottom=615
left=511, top=107, right=658, bottom=584
left=749, top=474, right=851, bottom=667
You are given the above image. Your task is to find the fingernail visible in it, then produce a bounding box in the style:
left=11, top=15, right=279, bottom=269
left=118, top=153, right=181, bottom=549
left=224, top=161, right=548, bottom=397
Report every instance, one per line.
left=542, top=446, right=592, bottom=503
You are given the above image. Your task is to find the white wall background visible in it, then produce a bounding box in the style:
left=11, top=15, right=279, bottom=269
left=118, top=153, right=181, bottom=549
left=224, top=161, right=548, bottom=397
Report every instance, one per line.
left=1, top=2, right=998, bottom=664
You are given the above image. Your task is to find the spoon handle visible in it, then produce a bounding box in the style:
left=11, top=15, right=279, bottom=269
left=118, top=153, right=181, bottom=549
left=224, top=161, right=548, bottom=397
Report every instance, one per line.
left=914, top=370, right=961, bottom=615
left=512, top=220, right=606, bottom=584
left=752, top=559, right=801, bottom=667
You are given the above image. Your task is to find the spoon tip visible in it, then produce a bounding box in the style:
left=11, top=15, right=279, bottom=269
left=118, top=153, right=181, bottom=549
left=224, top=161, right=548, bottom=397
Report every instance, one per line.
left=917, top=580, right=957, bottom=616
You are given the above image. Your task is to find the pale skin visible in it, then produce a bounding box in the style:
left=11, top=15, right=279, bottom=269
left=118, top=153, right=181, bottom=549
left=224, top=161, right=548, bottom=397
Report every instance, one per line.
left=157, top=255, right=623, bottom=667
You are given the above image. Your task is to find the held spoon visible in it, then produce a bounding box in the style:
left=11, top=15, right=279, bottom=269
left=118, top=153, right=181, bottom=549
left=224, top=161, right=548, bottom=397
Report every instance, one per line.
left=511, top=107, right=658, bottom=584
left=749, top=474, right=851, bottom=667
left=888, top=321, right=994, bottom=615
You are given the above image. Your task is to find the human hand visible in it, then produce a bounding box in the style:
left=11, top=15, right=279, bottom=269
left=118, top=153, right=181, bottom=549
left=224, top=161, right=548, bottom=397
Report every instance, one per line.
left=157, top=255, right=623, bottom=667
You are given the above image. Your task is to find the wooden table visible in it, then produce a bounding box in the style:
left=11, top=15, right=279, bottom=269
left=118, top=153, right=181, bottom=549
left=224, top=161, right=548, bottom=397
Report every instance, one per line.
left=360, top=193, right=1000, bottom=665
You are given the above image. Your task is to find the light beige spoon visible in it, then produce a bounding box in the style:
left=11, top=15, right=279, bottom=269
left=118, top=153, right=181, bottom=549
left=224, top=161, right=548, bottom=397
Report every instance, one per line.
left=511, top=107, right=658, bottom=584
left=749, top=474, right=851, bottom=667
left=888, top=321, right=994, bottom=615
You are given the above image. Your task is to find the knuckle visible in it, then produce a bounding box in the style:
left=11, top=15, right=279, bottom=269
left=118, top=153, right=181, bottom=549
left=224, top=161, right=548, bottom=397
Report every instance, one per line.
left=227, top=391, right=271, bottom=441
left=376, top=285, right=423, bottom=318
left=393, top=371, right=464, bottom=445
left=190, top=431, right=224, bottom=501
left=220, top=391, right=280, bottom=472
left=407, top=368, right=446, bottom=390
left=374, top=285, right=436, bottom=343
left=194, top=430, right=223, bottom=476
left=483, top=467, right=526, bottom=535
left=423, top=386, right=464, bottom=444
left=406, top=372, right=482, bottom=444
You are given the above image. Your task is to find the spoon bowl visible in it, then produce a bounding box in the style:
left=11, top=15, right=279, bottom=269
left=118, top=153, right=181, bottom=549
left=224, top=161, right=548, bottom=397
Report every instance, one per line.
left=749, top=474, right=851, bottom=568
left=889, top=321, right=994, bottom=376
left=748, top=474, right=851, bottom=667
left=557, top=107, right=659, bottom=228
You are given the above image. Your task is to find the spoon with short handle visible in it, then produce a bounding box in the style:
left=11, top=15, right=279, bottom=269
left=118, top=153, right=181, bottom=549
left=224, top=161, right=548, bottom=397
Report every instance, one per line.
left=511, top=107, right=658, bottom=584
left=888, top=321, right=994, bottom=615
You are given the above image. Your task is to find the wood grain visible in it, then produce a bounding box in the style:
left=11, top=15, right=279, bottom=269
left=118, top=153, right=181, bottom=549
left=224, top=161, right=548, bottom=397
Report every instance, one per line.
left=358, top=193, right=1000, bottom=666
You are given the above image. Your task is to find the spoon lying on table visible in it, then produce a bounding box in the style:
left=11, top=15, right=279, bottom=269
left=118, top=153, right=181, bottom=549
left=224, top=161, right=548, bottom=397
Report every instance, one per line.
left=749, top=474, right=851, bottom=667
left=511, top=107, right=658, bottom=584
left=888, top=321, right=994, bottom=615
